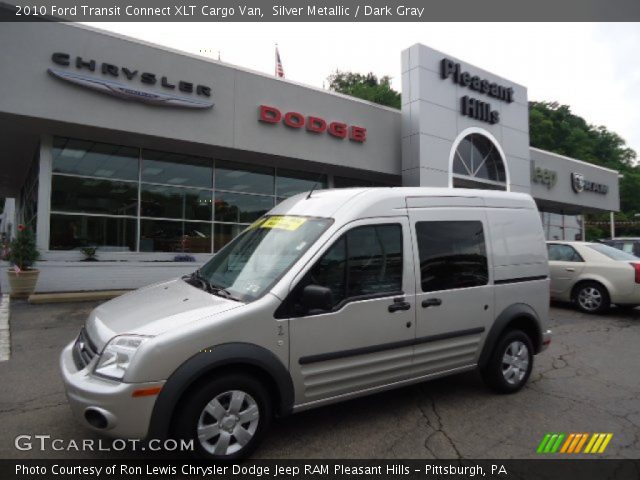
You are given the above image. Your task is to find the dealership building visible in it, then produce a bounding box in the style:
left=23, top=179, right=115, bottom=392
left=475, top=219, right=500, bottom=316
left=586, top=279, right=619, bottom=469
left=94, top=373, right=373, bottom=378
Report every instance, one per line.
left=0, top=22, right=621, bottom=293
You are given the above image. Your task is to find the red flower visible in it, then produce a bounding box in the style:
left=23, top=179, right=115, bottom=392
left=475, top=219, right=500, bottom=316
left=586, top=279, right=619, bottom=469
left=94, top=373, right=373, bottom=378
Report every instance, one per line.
left=17, top=224, right=25, bottom=231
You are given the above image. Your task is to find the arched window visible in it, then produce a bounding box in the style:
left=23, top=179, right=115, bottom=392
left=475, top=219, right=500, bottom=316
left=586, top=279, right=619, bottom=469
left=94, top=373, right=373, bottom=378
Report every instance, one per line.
left=452, top=133, right=507, bottom=190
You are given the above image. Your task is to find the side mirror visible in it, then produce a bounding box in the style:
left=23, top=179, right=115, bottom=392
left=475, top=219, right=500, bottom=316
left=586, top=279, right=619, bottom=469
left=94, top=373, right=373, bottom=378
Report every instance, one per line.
left=301, top=284, right=333, bottom=313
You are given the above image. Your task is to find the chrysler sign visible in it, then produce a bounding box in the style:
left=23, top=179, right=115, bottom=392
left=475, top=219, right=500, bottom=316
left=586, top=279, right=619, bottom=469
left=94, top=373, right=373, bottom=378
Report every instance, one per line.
left=48, top=53, right=214, bottom=109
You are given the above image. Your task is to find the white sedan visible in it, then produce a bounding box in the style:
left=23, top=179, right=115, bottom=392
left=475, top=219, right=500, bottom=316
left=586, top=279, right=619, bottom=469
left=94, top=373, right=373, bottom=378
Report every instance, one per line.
left=547, top=241, right=640, bottom=313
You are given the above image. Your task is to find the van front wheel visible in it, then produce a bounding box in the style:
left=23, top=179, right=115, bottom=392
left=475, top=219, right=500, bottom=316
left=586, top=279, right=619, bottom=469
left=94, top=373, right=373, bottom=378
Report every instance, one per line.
left=481, top=329, right=533, bottom=393
left=173, top=374, right=272, bottom=460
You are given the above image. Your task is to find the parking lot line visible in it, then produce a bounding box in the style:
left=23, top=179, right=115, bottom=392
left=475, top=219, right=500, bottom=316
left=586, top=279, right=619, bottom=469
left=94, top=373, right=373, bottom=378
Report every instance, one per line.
left=0, top=294, right=10, bottom=362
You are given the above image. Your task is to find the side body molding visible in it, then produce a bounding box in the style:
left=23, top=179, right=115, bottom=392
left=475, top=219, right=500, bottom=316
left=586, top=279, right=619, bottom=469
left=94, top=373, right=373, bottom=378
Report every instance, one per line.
left=147, top=342, right=294, bottom=440
left=478, top=303, right=543, bottom=368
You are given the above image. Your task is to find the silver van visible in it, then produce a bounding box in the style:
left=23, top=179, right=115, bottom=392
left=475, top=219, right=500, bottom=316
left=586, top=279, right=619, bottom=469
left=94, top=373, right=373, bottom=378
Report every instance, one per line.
left=60, top=187, right=552, bottom=459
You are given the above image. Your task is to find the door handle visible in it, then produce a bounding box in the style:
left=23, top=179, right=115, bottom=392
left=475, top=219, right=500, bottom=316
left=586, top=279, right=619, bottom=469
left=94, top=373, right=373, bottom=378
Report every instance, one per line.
left=565, top=268, right=575, bottom=272
left=422, top=298, right=442, bottom=308
left=388, top=297, right=411, bottom=313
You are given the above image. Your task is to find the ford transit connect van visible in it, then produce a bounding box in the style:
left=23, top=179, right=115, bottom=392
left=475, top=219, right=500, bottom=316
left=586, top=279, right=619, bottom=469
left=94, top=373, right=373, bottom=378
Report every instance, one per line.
left=60, top=188, right=552, bottom=459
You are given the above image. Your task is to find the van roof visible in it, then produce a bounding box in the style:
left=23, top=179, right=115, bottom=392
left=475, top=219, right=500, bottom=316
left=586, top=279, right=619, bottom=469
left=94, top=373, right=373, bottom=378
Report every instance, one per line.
left=270, top=187, right=537, bottom=220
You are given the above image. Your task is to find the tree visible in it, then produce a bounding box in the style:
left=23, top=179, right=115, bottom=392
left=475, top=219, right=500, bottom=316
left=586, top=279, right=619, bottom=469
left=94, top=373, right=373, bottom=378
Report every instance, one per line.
left=529, top=101, right=640, bottom=237
left=327, top=71, right=401, bottom=109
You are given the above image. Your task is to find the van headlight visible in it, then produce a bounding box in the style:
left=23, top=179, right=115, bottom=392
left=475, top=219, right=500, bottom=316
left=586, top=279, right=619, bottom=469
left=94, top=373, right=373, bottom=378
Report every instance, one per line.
left=94, top=335, right=151, bottom=381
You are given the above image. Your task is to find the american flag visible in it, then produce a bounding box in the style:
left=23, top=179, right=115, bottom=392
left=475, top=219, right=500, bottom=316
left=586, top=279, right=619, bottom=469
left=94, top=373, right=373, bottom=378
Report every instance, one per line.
left=275, top=46, right=285, bottom=78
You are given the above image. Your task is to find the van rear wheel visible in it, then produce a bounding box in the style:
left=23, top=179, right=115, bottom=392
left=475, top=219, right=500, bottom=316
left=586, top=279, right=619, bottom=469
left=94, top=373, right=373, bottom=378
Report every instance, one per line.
left=481, top=329, right=533, bottom=394
left=173, top=373, right=272, bottom=460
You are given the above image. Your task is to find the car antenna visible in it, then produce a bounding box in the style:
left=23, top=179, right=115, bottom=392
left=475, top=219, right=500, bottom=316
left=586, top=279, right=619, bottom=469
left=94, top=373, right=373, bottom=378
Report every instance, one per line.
left=306, top=168, right=327, bottom=199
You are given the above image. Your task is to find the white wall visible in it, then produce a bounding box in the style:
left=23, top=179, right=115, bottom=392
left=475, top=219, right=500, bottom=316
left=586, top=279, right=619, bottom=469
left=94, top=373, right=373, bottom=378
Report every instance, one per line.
left=0, top=260, right=202, bottom=294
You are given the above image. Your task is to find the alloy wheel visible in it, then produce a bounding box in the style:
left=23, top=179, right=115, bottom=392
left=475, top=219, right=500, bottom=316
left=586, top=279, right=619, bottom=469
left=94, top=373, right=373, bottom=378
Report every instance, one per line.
left=196, top=390, right=260, bottom=456
left=578, top=286, right=602, bottom=312
left=501, top=340, right=530, bottom=385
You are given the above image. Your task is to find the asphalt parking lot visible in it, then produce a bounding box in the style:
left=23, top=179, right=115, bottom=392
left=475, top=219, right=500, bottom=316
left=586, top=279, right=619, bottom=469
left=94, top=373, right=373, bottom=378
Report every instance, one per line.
left=0, top=300, right=638, bottom=459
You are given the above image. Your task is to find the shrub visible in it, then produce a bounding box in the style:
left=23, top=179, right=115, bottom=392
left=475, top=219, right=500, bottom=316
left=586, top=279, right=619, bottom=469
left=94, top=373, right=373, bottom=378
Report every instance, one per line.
left=3, top=224, right=39, bottom=271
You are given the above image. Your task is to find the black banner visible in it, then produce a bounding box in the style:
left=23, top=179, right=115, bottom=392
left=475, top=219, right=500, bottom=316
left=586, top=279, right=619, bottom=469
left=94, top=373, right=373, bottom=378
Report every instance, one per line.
left=2, top=0, right=640, bottom=22
left=2, top=460, right=640, bottom=480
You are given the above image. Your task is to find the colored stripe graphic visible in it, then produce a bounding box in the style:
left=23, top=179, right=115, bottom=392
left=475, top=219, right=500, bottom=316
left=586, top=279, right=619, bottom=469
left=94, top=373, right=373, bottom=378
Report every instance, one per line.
left=560, top=433, right=575, bottom=453
left=537, top=433, right=613, bottom=454
left=597, top=433, right=613, bottom=453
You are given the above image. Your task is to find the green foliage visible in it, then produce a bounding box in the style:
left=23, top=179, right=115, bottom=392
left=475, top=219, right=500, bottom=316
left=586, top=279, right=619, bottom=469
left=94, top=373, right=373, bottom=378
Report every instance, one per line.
left=3, top=224, right=39, bottom=270
left=80, top=246, right=98, bottom=261
left=529, top=101, right=640, bottom=239
left=529, top=101, right=636, bottom=172
left=327, top=71, right=401, bottom=109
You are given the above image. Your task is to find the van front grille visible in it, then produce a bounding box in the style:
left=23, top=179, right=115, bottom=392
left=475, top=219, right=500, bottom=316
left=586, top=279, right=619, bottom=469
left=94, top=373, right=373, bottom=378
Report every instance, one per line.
left=72, top=327, right=99, bottom=370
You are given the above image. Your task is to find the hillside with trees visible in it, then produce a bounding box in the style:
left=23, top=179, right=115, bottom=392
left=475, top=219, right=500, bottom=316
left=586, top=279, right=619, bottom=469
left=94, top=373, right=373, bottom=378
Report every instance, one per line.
left=529, top=102, right=640, bottom=238
left=328, top=71, right=639, bottom=238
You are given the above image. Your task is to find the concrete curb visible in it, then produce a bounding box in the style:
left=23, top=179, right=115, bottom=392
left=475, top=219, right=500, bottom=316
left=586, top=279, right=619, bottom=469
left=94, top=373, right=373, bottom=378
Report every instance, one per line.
left=28, top=290, right=130, bottom=304
left=0, top=294, right=10, bottom=362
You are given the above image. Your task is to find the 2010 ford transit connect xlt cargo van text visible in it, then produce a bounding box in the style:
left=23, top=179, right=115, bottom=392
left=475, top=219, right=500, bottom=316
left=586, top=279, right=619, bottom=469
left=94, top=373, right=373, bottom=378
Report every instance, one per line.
left=60, top=187, right=552, bottom=459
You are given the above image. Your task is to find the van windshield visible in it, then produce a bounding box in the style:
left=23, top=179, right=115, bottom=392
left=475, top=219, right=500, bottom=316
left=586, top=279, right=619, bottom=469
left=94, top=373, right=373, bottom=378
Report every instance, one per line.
left=197, top=216, right=333, bottom=302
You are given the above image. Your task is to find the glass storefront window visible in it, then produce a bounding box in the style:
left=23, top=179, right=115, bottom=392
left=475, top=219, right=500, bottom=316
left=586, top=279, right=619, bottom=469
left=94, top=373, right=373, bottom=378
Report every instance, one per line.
left=52, top=137, right=139, bottom=181
left=276, top=169, right=327, bottom=197
left=213, top=223, right=247, bottom=252
left=141, top=184, right=212, bottom=221
left=539, top=210, right=584, bottom=241
left=334, top=176, right=373, bottom=188
left=216, top=161, right=274, bottom=195
left=52, top=176, right=138, bottom=216
left=50, top=214, right=136, bottom=251
left=214, top=192, right=274, bottom=223
left=48, top=137, right=349, bottom=254
left=140, top=220, right=212, bottom=253
left=142, top=151, right=212, bottom=189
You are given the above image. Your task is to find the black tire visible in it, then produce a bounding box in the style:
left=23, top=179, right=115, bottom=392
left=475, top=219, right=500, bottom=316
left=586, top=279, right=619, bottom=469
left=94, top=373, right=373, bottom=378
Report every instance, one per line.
left=481, top=329, right=534, bottom=394
left=573, top=281, right=610, bottom=314
left=173, top=373, right=272, bottom=460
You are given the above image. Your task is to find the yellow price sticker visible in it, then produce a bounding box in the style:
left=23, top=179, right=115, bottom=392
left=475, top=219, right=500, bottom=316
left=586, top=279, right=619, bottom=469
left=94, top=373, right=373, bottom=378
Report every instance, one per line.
left=248, top=218, right=266, bottom=229
left=261, top=216, right=307, bottom=231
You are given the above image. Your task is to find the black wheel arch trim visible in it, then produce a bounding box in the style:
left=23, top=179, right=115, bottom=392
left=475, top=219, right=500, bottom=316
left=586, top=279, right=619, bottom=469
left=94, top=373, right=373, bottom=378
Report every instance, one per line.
left=146, top=342, right=294, bottom=440
left=478, top=303, right=543, bottom=369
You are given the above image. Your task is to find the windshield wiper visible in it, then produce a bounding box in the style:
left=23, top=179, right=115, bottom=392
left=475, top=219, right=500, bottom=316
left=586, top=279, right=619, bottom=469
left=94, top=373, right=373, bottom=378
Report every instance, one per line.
left=207, top=282, right=241, bottom=302
left=185, top=270, right=241, bottom=301
left=183, top=269, right=210, bottom=292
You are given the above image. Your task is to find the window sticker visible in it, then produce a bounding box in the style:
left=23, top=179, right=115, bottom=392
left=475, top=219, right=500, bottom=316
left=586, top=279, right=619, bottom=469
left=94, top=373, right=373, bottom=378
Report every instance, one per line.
left=261, top=216, right=307, bottom=231
left=247, top=218, right=266, bottom=230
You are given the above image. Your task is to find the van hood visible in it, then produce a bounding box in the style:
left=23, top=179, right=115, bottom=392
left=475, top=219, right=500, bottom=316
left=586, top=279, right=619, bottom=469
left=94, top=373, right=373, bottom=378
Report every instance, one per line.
left=85, top=278, right=243, bottom=347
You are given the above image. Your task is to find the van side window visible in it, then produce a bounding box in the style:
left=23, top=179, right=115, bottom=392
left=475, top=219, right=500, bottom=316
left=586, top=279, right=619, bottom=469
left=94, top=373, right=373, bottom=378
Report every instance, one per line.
left=415, top=221, right=488, bottom=293
left=294, top=224, right=403, bottom=313
left=547, top=244, right=583, bottom=262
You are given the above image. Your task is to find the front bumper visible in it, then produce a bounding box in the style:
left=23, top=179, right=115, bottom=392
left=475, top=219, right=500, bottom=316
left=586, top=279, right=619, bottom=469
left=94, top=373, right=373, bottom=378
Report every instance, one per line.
left=60, top=342, right=164, bottom=439
left=540, top=329, right=552, bottom=352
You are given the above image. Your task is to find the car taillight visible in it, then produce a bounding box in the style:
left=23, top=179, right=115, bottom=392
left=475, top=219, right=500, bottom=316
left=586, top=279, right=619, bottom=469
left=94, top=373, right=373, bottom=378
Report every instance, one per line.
left=630, top=263, right=640, bottom=284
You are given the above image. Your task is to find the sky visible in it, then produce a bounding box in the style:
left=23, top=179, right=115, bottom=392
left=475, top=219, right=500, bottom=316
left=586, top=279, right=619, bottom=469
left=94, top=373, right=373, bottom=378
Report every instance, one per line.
left=92, top=22, right=640, bottom=157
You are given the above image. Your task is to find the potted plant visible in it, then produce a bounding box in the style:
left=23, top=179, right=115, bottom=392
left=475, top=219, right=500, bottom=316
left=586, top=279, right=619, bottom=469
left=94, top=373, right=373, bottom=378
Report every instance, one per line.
left=3, top=224, right=40, bottom=298
left=80, top=246, right=98, bottom=262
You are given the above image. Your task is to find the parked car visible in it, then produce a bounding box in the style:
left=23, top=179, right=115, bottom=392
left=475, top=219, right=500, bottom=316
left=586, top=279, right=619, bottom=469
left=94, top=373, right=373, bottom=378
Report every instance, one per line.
left=547, top=241, right=640, bottom=313
left=600, top=237, right=640, bottom=257
left=60, top=188, right=551, bottom=459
